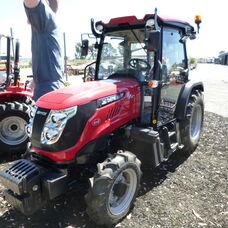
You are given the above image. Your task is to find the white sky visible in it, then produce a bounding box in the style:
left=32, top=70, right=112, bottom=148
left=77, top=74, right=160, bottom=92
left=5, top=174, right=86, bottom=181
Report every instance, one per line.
left=0, top=0, right=227, bottom=59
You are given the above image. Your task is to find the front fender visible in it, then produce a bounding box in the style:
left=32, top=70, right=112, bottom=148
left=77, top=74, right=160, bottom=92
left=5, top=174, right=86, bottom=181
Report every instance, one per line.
left=175, top=80, right=204, bottom=120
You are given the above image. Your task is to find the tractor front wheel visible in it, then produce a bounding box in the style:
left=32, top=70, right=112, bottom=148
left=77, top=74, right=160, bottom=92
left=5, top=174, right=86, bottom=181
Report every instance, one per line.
left=85, top=151, right=142, bottom=227
left=0, top=101, right=30, bottom=156
left=179, top=90, right=204, bottom=153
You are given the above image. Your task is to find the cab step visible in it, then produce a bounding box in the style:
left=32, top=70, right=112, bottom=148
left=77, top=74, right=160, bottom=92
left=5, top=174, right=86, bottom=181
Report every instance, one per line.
left=168, top=131, right=176, bottom=138
left=170, top=142, right=178, bottom=151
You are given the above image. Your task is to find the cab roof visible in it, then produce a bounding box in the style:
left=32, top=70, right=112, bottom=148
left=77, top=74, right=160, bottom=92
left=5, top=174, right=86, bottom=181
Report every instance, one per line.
left=96, top=14, right=195, bottom=33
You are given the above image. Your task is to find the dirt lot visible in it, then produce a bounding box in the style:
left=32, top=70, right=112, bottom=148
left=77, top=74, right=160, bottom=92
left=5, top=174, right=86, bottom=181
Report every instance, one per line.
left=0, top=64, right=227, bottom=227
left=0, top=111, right=227, bottom=228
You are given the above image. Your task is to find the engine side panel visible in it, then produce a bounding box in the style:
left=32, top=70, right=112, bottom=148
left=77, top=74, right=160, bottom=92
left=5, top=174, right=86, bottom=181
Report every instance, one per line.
left=32, top=81, right=141, bottom=162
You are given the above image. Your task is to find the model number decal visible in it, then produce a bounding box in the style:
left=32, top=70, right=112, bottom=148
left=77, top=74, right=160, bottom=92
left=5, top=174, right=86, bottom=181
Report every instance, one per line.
left=37, top=111, right=47, bottom=116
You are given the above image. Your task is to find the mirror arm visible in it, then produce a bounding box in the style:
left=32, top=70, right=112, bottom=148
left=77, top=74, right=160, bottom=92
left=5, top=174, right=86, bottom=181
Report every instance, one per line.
left=91, top=19, right=102, bottom=38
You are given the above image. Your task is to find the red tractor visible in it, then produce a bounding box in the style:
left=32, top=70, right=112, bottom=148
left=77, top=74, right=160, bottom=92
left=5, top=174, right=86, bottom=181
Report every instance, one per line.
left=0, top=35, right=33, bottom=156
left=0, top=10, right=204, bottom=227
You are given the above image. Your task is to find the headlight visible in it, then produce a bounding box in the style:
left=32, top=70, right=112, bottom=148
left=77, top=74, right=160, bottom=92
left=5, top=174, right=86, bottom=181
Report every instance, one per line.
left=26, top=106, right=38, bottom=138
left=51, top=113, right=67, bottom=124
left=41, top=106, right=77, bottom=145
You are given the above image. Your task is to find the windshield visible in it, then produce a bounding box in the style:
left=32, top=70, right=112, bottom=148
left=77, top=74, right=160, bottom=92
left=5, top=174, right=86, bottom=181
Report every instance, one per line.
left=98, top=29, right=154, bottom=80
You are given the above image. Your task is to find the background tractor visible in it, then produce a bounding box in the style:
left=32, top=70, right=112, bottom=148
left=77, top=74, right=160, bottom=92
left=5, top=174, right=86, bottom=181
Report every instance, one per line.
left=0, top=34, right=33, bottom=157
left=0, top=9, right=204, bottom=227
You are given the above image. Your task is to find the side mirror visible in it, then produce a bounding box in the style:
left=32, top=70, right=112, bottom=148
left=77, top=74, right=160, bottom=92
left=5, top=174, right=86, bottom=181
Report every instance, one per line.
left=81, top=39, right=89, bottom=57
left=147, top=30, right=161, bottom=52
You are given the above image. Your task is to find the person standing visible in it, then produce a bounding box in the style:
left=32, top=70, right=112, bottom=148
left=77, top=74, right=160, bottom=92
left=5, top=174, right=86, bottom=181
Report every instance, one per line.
left=24, top=0, right=65, bottom=101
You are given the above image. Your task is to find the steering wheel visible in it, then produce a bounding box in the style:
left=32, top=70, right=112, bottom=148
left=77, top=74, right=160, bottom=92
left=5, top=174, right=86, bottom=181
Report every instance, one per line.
left=129, top=58, right=151, bottom=72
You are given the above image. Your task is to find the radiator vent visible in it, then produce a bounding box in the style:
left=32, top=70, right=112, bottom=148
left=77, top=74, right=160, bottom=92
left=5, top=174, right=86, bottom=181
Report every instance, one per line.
left=106, top=105, right=121, bottom=120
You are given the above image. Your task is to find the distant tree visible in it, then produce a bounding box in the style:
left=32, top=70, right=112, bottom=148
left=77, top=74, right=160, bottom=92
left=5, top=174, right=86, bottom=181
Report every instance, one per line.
left=75, top=42, right=82, bottom=59
left=190, top=57, right=196, bottom=64
left=75, top=42, right=97, bottom=60
left=219, top=51, right=226, bottom=55
left=88, top=44, right=98, bottom=59
left=102, top=43, right=117, bottom=58
left=29, top=59, right=32, bottom=67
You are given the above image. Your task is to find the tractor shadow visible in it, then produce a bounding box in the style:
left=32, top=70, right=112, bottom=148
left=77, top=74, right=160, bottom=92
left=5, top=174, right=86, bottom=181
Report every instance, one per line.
left=138, top=150, right=192, bottom=196
left=0, top=152, right=24, bottom=164
left=0, top=191, right=103, bottom=228
left=0, top=150, right=191, bottom=228
left=0, top=154, right=103, bottom=228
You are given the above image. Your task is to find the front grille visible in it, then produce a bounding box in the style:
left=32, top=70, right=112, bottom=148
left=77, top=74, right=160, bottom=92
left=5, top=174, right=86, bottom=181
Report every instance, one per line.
left=32, top=107, right=50, bottom=145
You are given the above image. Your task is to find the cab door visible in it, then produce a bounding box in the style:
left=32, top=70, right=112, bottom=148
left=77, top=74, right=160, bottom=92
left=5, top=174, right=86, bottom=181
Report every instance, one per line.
left=157, top=27, right=188, bottom=126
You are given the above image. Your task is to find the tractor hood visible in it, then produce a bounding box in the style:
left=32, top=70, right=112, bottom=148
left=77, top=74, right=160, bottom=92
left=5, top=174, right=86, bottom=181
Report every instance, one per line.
left=36, top=79, right=139, bottom=109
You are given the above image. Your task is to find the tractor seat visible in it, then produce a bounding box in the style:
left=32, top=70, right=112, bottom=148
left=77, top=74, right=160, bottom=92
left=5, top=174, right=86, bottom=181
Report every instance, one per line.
left=107, top=69, right=140, bottom=81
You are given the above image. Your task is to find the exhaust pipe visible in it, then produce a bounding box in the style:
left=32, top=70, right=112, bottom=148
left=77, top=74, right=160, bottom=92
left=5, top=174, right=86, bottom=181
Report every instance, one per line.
left=6, top=37, right=11, bottom=85
left=14, top=40, right=20, bottom=86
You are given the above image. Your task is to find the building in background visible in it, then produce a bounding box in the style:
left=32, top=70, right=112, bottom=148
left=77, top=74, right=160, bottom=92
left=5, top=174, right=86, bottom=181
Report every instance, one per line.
left=219, top=52, right=228, bottom=65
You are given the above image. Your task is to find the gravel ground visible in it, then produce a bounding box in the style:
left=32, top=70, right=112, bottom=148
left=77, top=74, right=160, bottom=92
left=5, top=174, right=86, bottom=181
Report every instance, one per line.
left=0, top=111, right=227, bottom=228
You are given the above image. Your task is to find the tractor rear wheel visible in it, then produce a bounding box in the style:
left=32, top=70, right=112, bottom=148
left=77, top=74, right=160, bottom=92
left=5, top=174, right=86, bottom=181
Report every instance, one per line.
left=0, top=101, right=31, bottom=156
left=179, top=90, right=204, bottom=153
left=85, top=151, right=142, bottom=226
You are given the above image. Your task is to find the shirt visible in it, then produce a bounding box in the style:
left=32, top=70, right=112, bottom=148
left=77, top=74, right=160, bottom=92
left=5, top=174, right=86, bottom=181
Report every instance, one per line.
left=24, top=0, right=65, bottom=101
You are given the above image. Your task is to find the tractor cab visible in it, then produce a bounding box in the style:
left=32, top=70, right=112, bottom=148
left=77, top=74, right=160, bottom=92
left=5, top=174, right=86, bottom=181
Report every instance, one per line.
left=82, top=10, right=196, bottom=128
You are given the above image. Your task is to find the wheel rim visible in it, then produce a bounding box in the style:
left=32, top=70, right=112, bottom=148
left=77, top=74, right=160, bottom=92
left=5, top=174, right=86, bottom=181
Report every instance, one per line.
left=108, top=168, right=137, bottom=216
left=0, top=116, right=28, bottom=145
left=190, top=104, right=202, bottom=140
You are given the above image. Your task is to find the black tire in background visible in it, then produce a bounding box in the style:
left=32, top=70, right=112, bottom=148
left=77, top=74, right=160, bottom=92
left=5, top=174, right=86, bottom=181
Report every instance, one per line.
left=179, top=90, right=204, bottom=153
left=85, top=151, right=142, bottom=227
left=0, top=101, right=31, bottom=156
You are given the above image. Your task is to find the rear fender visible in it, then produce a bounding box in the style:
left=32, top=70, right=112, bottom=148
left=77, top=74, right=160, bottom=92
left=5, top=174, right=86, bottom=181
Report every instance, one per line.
left=0, top=93, right=32, bottom=103
left=175, top=81, right=204, bottom=120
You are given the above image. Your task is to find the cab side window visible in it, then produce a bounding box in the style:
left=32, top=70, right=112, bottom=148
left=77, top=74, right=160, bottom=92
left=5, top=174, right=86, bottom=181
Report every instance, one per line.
left=162, top=28, right=186, bottom=81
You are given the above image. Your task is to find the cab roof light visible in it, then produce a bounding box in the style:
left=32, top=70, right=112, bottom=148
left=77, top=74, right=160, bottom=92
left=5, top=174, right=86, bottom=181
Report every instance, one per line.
left=194, top=15, right=202, bottom=33
left=96, top=23, right=104, bottom=32
left=146, top=18, right=155, bottom=28
left=194, top=15, right=202, bottom=24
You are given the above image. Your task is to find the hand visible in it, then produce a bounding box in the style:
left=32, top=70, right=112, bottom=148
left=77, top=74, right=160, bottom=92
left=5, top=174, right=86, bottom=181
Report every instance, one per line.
left=24, top=0, right=40, bottom=8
